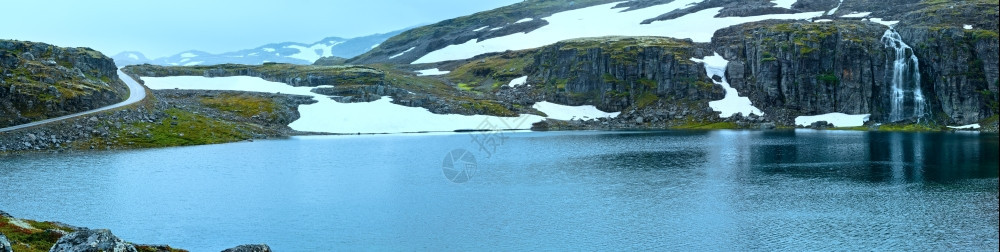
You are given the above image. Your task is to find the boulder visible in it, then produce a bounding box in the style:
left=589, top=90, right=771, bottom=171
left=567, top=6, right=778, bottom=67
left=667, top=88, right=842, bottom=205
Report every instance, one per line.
left=221, top=244, right=272, bottom=252
left=1, top=232, right=11, bottom=252
left=49, top=229, right=137, bottom=252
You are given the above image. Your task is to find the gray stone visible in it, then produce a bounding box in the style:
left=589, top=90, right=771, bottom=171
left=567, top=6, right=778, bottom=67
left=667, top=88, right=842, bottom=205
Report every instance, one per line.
left=221, top=244, right=271, bottom=252
left=1, top=232, right=11, bottom=252
left=49, top=228, right=137, bottom=252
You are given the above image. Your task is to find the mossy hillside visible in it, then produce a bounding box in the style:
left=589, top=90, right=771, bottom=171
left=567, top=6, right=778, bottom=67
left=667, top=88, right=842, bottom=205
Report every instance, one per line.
left=200, top=93, right=279, bottom=121
left=904, top=0, right=999, bottom=31
left=349, top=0, right=622, bottom=63
left=445, top=50, right=535, bottom=92
left=79, top=108, right=259, bottom=149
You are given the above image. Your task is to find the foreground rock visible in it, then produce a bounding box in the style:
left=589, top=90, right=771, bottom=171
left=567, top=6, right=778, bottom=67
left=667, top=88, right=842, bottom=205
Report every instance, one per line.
left=221, top=244, right=272, bottom=252
left=49, top=229, right=137, bottom=252
left=1, top=232, right=11, bottom=252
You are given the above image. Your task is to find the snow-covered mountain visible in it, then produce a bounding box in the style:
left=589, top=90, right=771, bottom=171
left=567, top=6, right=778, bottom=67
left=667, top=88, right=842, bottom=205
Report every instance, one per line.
left=114, top=30, right=402, bottom=67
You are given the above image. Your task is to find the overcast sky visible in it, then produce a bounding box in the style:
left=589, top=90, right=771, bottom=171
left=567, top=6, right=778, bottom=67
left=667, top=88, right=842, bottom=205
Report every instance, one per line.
left=2, top=0, right=521, bottom=59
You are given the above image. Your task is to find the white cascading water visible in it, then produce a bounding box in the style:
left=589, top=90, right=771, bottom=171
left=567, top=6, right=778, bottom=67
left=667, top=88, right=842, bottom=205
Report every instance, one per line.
left=881, top=28, right=927, bottom=122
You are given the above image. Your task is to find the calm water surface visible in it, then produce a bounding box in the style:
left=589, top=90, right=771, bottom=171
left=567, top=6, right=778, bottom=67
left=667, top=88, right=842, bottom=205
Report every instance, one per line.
left=1, top=130, right=997, bottom=251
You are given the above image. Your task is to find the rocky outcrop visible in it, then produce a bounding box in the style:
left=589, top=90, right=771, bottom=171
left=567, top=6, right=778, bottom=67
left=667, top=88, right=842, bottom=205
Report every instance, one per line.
left=529, top=36, right=723, bottom=112
left=49, top=229, right=137, bottom=252
left=1, top=232, right=11, bottom=252
left=221, top=244, right=271, bottom=252
left=1, top=40, right=128, bottom=128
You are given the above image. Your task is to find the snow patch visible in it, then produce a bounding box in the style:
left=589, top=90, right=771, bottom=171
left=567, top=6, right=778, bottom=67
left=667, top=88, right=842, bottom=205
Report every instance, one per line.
left=869, top=18, right=899, bottom=27
left=964, top=24, right=973, bottom=30
left=370, top=43, right=380, bottom=49
left=180, top=52, right=197, bottom=58
left=183, top=61, right=203, bottom=66
left=948, top=123, right=980, bottom=129
left=814, top=19, right=833, bottom=22
left=262, top=48, right=275, bottom=52
left=473, top=26, right=489, bottom=32
left=286, top=41, right=345, bottom=62
left=489, top=27, right=504, bottom=31
left=142, top=76, right=544, bottom=133
left=841, top=12, right=871, bottom=18
left=415, top=68, right=450, bottom=76
left=507, top=76, right=527, bottom=87
left=795, top=113, right=870, bottom=127
left=413, top=1, right=824, bottom=64
left=532, top=101, right=619, bottom=121
left=690, top=53, right=763, bottom=118
left=771, top=0, right=796, bottom=9
left=128, top=53, right=139, bottom=60
left=514, top=18, right=534, bottom=24
left=389, top=47, right=416, bottom=59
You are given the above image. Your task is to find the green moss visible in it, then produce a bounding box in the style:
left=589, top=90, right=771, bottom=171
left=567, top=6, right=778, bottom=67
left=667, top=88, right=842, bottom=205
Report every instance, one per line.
left=456, top=83, right=474, bottom=91
left=635, top=92, right=659, bottom=109
left=459, top=100, right=517, bottom=117
left=199, top=93, right=279, bottom=121
left=816, top=73, right=839, bottom=85
left=877, top=123, right=945, bottom=132
left=87, top=108, right=255, bottom=149
left=1, top=217, right=63, bottom=252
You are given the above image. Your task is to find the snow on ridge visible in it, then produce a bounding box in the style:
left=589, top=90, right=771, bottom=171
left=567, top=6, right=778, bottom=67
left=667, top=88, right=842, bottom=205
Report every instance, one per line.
left=413, top=1, right=824, bottom=64
left=389, top=47, right=416, bottom=59
left=416, top=68, right=450, bottom=76
left=183, top=61, right=203, bottom=66
left=964, top=24, right=973, bottom=29
left=473, top=26, right=489, bottom=32
left=690, top=53, right=763, bottom=118
left=515, top=18, right=534, bottom=24
left=128, top=53, right=139, bottom=60
left=141, top=76, right=545, bottom=133
left=489, top=27, right=504, bottom=31
left=532, top=101, right=620, bottom=121
left=507, top=76, right=527, bottom=87
left=771, top=0, right=796, bottom=9
left=794, top=113, right=870, bottom=127
left=180, top=52, right=197, bottom=58
left=286, top=41, right=346, bottom=62
left=370, top=43, right=381, bottom=49
left=947, top=123, right=981, bottom=129
left=827, top=0, right=843, bottom=15
left=841, top=12, right=871, bottom=18
left=868, top=18, right=899, bottom=27
left=262, top=48, right=276, bottom=52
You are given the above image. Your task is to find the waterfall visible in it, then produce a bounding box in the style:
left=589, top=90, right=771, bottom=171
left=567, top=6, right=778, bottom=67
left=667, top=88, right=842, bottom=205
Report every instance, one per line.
left=881, top=28, right=927, bottom=122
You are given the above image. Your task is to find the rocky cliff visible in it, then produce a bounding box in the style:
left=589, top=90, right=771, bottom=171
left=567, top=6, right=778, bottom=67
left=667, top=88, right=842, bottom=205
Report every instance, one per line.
left=0, top=40, right=128, bottom=128
left=529, top=37, right=723, bottom=112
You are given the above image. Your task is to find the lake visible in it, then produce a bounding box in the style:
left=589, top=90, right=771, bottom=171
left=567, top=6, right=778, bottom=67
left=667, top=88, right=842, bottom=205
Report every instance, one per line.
left=1, top=130, right=997, bottom=251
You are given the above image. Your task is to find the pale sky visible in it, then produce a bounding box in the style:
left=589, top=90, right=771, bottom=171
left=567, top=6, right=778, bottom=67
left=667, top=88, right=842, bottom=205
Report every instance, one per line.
left=1, top=0, right=521, bottom=59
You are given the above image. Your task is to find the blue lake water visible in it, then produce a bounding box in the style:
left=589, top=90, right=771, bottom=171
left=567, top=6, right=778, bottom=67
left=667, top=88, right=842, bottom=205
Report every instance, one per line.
left=1, top=130, right=998, bottom=251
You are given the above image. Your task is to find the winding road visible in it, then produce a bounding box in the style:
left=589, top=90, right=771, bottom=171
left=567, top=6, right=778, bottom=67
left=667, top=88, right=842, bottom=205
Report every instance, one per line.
left=0, top=70, right=146, bottom=133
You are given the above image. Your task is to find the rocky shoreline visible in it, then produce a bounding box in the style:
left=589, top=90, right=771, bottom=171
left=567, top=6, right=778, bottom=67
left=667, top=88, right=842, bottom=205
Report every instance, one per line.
left=1, top=210, right=269, bottom=252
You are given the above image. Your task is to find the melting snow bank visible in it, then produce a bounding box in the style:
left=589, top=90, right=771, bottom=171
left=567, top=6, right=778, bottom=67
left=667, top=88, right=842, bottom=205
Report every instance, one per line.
left=508, top=76, right=527, bottom=87
left=532, top=101, right=620, bottom=121
left=964, top=24, right=973, bottom=30
left=142, top=76, right=545, bottom=133
left=413, top=1, right=824, bottom=63
left=690, top=53, right=763, bottom=118
left=948, top=123, right=981, bottom=129
left=389, top=47, right=416, bottom=59
left=841, top=12, right=871, bottom=18
left=415, top=68, right=450, bottom=76
left=795, top=113, right=870, bottom=127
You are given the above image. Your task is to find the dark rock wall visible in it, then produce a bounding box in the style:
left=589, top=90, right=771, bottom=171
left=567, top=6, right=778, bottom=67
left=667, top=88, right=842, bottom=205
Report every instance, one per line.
left=0, top=40, right=127, bottom=128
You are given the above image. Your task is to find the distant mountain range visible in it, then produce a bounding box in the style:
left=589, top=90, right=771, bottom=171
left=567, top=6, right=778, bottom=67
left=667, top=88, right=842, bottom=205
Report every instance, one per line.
left=113, top=30, right=403, bottom=67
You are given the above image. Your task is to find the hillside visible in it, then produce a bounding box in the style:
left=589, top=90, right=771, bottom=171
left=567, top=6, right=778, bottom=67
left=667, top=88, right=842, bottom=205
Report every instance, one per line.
left=1, top=40, right=128, bottom=128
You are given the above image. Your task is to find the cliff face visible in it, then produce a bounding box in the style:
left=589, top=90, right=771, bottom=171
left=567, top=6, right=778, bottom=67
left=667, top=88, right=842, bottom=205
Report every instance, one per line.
left=529, top=37, right=723, bottom=112
left=710, top=18, right=998, bottom=125
left=0, top=40, right=127, bottom=128
left=711, top=21, right=891, bottom=124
